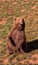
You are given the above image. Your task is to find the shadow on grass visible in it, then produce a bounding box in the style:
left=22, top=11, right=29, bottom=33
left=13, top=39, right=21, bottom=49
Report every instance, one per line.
left=27, top=39, right=38, bottom=52
left=21, top=39, right=38, bottom=53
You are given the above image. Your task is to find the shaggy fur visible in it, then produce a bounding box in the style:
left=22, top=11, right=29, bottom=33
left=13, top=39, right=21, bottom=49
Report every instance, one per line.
left=6, top=18, right=27, bottom=54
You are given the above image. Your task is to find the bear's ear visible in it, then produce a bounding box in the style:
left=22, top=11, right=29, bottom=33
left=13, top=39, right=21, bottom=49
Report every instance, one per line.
left=14, top=18, right=17, bottom=21
left=22, top=18, right=24, bottom=22
left=13, top=17, right=17, bottom=23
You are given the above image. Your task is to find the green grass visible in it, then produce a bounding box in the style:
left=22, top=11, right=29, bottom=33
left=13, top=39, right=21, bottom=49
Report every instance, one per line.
left=0, top=0, right=38, bottom=65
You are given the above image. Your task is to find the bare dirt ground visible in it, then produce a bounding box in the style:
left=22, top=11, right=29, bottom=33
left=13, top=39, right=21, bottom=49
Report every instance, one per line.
left=0, top=0, right=38, bottom=65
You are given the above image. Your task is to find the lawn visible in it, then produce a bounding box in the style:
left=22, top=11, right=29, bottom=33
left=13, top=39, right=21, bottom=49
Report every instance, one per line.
left=0, top=0, right=38, bottom=65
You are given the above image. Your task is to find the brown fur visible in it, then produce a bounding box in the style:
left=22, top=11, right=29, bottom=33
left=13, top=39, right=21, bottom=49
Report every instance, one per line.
left=6, top=18, right=27, bottom=54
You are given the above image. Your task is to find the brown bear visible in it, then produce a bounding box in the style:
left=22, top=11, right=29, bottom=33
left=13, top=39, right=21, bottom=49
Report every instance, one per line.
left=6, top=18, right=27, bottom=54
